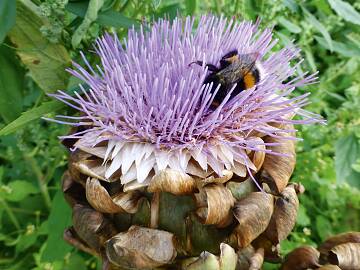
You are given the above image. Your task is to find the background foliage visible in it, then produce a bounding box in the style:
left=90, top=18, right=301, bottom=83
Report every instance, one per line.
left=0, top=0, right=359, bottom=269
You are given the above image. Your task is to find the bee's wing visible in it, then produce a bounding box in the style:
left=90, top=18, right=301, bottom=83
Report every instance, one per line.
left=238, top=53, right=259, bottom=74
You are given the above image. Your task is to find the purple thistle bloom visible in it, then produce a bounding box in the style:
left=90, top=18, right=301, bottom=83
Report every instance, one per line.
left=50, top=16, right=324, bottom=189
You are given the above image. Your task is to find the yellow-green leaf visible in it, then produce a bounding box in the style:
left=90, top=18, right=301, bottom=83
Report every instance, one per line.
left=0, top=84, right=88, bottom=137
left=0, top=100, right=65, bottom=136
left=8, top=0, right=71, bottom=93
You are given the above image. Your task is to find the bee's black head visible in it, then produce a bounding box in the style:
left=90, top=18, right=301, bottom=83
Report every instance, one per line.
left=220, top=49, right=239, bottom=68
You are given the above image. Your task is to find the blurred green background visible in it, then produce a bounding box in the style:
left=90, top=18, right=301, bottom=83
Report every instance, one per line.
left=0, top=0, right=359, bottom=269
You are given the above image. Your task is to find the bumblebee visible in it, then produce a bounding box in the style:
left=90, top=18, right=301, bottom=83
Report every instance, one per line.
left=191, top=50, right=264, bottom=107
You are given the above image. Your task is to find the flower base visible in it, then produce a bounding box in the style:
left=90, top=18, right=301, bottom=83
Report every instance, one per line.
left=62, top=141, right=303, bottom=270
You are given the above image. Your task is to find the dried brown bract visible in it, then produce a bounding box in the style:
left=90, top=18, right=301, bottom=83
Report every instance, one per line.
left=319, top=232, right=360, bottom=261
left=252, top=234, right=281, bottom=263
left=72, top=204, right=117, bottom=252
left=316, top=265, right=341, bottom=270
left=62, top=170, right=86, bottom=207
left=148, top=169, right=197, bottom=195
left=249, top=248, right=264, bottom=270
left=236, top=245, right=255, bottom=270
left=64, top=227, right=99, bottom=257
left=328, top=243, right=360, bottom=270
left=86, top=177, right=142, bottom=214
left=195, top=184, right=235, bottom=227
left=199, top=170, right=234, bottom=186
left=261, top=125, right=296, bottom=193
left=233, top=192, right=274, bottom=248
left=265, top=185, right=299, bottom=243
left=249, top=137, right=266, bottom=172
left=105, top=226, right=177, bottom=269
left=280, top=246, right=320, bottom=270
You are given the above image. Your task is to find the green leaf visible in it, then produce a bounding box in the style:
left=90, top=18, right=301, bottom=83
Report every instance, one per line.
left=296, top=204, right=311, bottom=226
left=335, top=133, right=360, bottom=188
left=345, top=170, right=360, bottom=188
left=302, top=7, right=333, bottom=51
left=0, top=83, right=89, bottom=136
left=96, top=8, right=140, bottom=29
left=282, top=0, right=299, bottom=12
left=0, top=46, right=23, bottom=123
left=315, top=36, right=360, bottom=57
left=152, top=0, right=162, bottom=10
left=8, top=0, right=71, bottom=93
left=278, top=17, right=302, bottom=33
left=66, top=253, right=87, bottom=270
left=0, top=254, right=32, bottom=270
left=66, top=1, right=139, bottom=29
left=313, top=0, right=333, bottom=15
left=16, top=231, right=38, bottom=252
left=41, top=191, right=72, bottom=262
left=102, top=0, right=117, bottom=11
left=0, top=100, right=65, bottom=136
left=352, top=159, right=360, bottom=173
left=38, top=220, right=49, bottom=236
left=346, top=32, right=360, bottom=47
left=0, top=180, right=38, bottom=202
left=316, top=215, right=332, bottom=240
left=240, top=0, right=258, bottom=20
left=185, top=0, right=197, bottom=15
left=304, top=48, right=317, bottom=72
left=0, top=166, right=4, bottom=183
left=328, top=0, right=360, bottom=25
left=0, top=0, right=16, bottom=43
left=262, top=262, right=279, bottom=270
left=156, top=3, right=180, bottom=20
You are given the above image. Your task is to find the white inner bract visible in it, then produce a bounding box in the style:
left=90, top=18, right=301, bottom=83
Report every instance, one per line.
left=74, top=137, right=258, bottom=191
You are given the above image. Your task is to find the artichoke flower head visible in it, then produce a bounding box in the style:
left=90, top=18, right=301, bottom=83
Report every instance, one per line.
left=50, top=15, right=323, bottom=193
left=51, top=16, right=326, bottom=270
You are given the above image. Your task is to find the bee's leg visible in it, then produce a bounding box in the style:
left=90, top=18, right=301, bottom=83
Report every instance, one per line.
left=189, top=61, right=219, bottom=72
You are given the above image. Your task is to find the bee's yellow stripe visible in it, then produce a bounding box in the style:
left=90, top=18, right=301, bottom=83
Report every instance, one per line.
left=225, top=55, right=239, bottom=64
left=244, top=73, right=256, bottom=89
